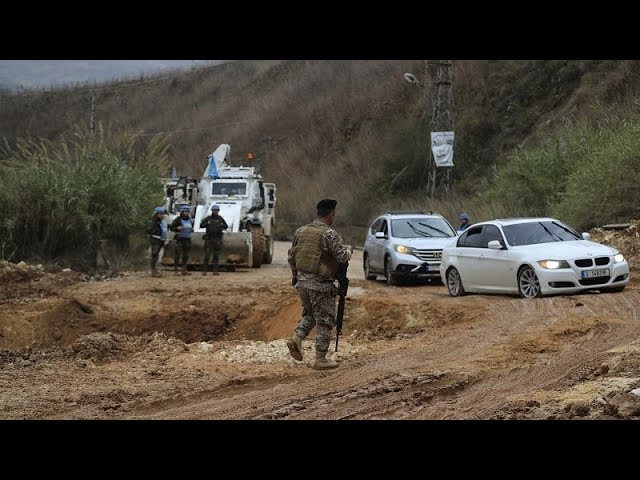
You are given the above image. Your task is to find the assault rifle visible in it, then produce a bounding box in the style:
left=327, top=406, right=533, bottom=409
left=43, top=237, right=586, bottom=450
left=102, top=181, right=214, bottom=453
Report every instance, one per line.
left=334, top=262, right=349, bottom=352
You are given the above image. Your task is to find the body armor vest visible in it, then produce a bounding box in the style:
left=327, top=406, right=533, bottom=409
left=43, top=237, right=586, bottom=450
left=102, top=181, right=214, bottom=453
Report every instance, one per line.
left=295, top=222, right=339, bottom=278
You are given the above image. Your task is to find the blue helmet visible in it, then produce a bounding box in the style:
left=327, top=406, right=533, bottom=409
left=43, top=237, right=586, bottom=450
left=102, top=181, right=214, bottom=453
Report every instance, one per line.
left=154, top=206, right=166, bottom=214
left=459, top=212, right=469, bottom=220
left=180, top=205, right=191, bottom=212
left=211, top=204, right=220, bottom=211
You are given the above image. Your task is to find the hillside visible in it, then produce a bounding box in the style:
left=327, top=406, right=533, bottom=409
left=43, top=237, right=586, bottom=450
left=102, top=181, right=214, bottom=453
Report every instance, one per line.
left=2, top=60, right=640, bottom=229
left=3, top=61, right=640, bottom=422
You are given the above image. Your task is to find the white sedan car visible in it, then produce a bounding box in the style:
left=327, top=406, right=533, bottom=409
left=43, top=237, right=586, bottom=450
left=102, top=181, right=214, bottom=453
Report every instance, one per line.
left=439, top=217, right=630, bottom=298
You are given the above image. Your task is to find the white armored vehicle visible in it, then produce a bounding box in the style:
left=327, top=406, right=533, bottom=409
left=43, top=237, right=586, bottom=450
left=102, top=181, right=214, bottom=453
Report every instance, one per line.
left=161, top=144, right=277, bottom=269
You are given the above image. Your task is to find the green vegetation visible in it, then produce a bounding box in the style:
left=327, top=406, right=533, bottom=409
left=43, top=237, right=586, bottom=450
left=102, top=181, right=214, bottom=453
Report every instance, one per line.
left=0, top=126, right=168, bottom=269
left=481, top=100, right=640, bottom=230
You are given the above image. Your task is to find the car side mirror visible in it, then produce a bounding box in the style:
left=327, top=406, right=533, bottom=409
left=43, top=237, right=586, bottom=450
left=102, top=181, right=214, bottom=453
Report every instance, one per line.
left=488, top=240, right=504, bottom=250
left=374, top=232, right=386, bottom=239
left=582, top=232, right=591, bottom=240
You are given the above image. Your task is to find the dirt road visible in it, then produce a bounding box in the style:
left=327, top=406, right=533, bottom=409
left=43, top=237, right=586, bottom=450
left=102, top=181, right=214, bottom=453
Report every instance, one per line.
left=1, top=241, right=640, bottom=419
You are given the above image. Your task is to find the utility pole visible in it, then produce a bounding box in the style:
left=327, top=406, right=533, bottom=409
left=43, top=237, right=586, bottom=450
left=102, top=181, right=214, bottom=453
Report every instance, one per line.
left=90, top=93, right=96, bottom=135
left=428, top=60, right=454, bottom=199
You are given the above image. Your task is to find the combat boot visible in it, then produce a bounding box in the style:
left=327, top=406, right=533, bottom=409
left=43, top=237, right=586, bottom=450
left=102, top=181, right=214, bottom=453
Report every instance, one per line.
left=286, top=332, right=305, bottom=361
left=212, top=264, right=220, bottom=276
left=313, top=350, right=338, bottom=370
left=151, top=262, right=161, bottom=277
left=181, top=264, right=191, bottom=276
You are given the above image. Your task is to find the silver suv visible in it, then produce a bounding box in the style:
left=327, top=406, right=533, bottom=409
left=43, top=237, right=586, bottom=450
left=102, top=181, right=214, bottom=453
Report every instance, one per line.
left=363, top=211, right=458, bottom=285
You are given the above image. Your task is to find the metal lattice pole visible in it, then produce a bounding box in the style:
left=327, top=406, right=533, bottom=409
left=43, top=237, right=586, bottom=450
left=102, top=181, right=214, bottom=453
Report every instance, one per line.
left=428, top=60, right=454, bottom=198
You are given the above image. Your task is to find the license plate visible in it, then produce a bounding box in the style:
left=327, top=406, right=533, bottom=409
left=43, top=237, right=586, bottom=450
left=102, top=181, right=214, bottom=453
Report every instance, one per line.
left=581, top=268, right=609, bottom=279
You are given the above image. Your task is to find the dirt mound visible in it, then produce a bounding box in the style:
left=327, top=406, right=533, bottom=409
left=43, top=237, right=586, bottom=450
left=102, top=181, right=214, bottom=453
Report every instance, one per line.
left=0, top=260, right=84, bottom=284
left=68, top=331, right=188, bottom=364
left=0, top=259, right=47, bottom=282
left=0, top=260, right=86, bottom=306
left=71, top=332, right=127, bottom=362
left=0, top=260, right=47, bottom=304
left=131, top=331, right=188, bottom=354
left=590, top=220, right=640, bottom=269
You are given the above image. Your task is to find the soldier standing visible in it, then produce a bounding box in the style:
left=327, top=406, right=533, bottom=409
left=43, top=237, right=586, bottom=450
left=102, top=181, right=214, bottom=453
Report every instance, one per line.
left=200, top=204, right=228, bottom=276
left=458, top=212, right=470, bottom=233
left=169, top=205, right=194, bottom=276
left=146, top=206, right=167, bottom=277
left=286, top=199, right=353, bottom=370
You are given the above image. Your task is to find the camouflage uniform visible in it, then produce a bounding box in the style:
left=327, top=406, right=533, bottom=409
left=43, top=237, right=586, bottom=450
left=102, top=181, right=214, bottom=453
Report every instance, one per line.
left=200, top=214, right=228, bottom=273
left=288, top=220, right=352, bottom=355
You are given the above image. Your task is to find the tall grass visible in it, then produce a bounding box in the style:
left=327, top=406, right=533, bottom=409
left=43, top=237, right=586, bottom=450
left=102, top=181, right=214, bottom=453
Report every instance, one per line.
left=0, top=125, right=168, bottom=269
left=552, top=102, right=640, bottom=228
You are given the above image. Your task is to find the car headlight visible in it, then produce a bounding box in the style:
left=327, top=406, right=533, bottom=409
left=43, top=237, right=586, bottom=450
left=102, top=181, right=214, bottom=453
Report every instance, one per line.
left=614, top=254, right=625, bottom=263
left=538, top=260, right=570, bottom=269
left=395, top=245, right=412, bottom=254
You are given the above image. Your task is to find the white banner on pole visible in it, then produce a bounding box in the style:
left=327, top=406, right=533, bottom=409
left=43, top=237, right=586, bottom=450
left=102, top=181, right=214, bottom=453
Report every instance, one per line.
left=431, top=131, right=454, bottom=167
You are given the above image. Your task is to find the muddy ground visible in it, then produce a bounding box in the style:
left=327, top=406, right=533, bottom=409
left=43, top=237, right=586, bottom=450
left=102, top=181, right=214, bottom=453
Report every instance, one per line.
left=1, top=235, right=640, bottom=420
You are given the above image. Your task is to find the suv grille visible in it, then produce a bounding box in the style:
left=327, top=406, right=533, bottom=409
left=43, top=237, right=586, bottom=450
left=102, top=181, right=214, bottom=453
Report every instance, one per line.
left=413, top=249, right=443, bottom=262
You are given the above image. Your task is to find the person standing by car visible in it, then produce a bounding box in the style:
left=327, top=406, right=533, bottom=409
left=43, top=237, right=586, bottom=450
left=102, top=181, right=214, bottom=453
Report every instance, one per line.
left=146, top=206, right=167, bottom=277
left=169, top=205, right=194, bottom=276
left=286, top=199, right=353, bottom=370
left=200, top=204, right=228, bottom=276
left=458, top=212, right=470, bottom=233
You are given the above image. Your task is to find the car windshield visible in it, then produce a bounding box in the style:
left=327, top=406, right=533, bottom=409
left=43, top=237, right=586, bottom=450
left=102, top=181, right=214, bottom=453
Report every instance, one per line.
left=502, top=220, right=582, bottom=246
left=391, top=218, right=456, bottom=238
left=211, top=182, right=247, bottom=196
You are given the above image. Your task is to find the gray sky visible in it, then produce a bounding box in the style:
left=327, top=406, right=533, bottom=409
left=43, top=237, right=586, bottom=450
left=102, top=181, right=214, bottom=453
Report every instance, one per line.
left=0, top=60, right=218, bottom=89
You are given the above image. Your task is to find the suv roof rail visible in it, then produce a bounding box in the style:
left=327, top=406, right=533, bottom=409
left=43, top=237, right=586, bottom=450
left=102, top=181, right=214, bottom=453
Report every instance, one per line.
left=385, top=210, right=435, bottom=216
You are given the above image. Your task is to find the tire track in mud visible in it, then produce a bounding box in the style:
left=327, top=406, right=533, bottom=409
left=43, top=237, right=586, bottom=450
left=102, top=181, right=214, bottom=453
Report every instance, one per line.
left=126, top=289, right=640, bottom=420
left=422, top=292, right=640, bottom=419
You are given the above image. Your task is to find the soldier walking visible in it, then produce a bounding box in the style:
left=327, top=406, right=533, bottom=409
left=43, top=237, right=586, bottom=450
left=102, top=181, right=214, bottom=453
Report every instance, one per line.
left=200, top=204, right=228, bottom=275
left=286, top=199, right=353, bottom=370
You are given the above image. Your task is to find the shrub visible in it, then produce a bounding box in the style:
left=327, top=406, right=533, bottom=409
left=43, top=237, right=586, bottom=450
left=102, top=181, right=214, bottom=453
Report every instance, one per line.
left=0, top=125, right=168, bottom=269
left=482, top=99, right=640, bottom=230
